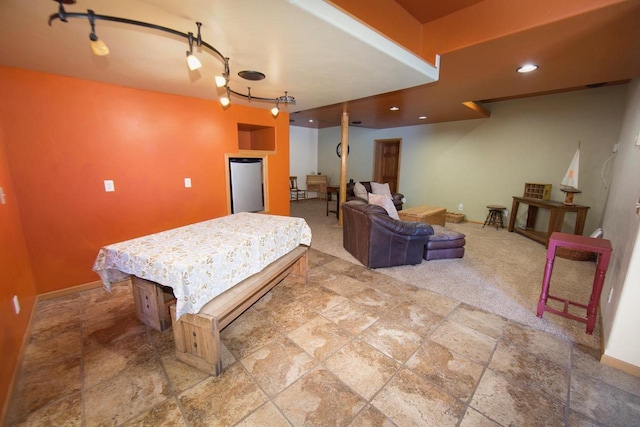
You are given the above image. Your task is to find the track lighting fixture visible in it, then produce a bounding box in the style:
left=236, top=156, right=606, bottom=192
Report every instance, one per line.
left=48, top=0, right=295, bottom=114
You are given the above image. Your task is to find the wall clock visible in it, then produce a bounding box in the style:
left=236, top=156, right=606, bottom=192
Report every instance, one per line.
left=336, top=143, right=350, bottom=157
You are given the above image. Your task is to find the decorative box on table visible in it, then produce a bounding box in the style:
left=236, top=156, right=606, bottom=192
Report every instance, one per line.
left=523, top=183, right=552, bottom=200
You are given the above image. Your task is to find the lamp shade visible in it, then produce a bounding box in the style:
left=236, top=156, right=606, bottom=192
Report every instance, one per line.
left=187, top=53, right=202, bottom=71
left=89, top=33, right=109, bottom=56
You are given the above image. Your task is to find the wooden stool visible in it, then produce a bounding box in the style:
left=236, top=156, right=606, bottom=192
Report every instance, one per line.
left=483, top=205, right=506, bottom=229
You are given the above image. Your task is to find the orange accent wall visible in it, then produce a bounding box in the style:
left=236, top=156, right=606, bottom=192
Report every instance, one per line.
left=0, top=66, right=290, bottom=297
left=0, top=119, right=38, bottom=419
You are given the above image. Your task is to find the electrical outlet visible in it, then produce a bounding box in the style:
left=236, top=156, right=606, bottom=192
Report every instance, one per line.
left=184, top=178, right=192, bottom=188
left=0, top=187, right=5, bottom=205
left=458, top=203, right=464, bottom=211
left=12, top=295, right=20, bottom=314
left=104, top=180, right=115, bottom=192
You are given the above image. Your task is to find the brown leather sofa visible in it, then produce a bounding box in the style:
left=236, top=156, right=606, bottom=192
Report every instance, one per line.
left=346, top=181, right=404, bottom=211
left=342, top=200, right=433, bottom=268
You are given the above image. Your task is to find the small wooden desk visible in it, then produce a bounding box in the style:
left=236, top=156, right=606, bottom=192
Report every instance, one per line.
left=306, top=175, right=327, bottom=199
left=537, top=232, right=612, bottom=334
left=508, top=196, right=589, bottom=246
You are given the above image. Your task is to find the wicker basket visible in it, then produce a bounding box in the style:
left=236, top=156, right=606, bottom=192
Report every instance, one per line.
left=556, top=247, right=595, bottom=261
left=446, top=212, right=465, bottom=223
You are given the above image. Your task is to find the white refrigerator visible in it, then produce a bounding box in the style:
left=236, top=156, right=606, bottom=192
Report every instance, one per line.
left=229, top=158, right=264, bottom=213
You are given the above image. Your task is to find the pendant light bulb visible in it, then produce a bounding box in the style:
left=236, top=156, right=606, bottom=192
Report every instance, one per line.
left=220, top=95, right=230, bottom=108
left=215, top=75, right=227, bottom=88
left=89, top=32, right=109, bottom=56
left=271, top=100, right=280, bottom=118
left=186, top=52, right=202, bottom=71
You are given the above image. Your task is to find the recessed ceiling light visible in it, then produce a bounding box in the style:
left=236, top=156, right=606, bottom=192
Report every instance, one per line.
left=308, top=119, right=314, bottom=123
left=517, top=64, right=538, bottom=73
left=418, top=116, right=427, bottom=120
left=390, top=106, right=400, bottom=111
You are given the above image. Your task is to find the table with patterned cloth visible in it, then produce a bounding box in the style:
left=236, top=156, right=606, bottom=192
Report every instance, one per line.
left=93, top=212, right=312, bottom=321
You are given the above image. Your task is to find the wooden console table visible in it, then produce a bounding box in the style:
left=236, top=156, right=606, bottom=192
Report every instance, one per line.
left=537, top=232, right=612, bottom=334
left=508, top=196, right=589, bottom=246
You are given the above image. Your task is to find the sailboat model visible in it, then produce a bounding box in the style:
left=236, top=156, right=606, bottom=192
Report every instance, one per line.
left=560, top=141, right=581, bottom=205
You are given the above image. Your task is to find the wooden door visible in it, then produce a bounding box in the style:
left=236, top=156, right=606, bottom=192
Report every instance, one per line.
left=373, top=139, right=401, bottom=193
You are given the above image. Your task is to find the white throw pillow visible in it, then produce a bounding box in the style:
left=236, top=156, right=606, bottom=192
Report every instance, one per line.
left=371, top=182, right=391, bottom=195
left=353, top=182, right=368, bottom=199
left=368, top=192, right=399, bottom=220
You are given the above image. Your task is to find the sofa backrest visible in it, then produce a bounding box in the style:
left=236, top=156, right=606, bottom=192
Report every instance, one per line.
left=346, top=181, right=373, bottom=197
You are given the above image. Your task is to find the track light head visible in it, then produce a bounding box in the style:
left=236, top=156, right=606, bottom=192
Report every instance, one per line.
left=89, top=32, right=109, bottom=56
left=87, top=10, right=108, bottom=56
left=220, top=87, right=231, bottom=108
left=186, top=32, right=201, bottom=71
left=215, top=75, right=228, bottom=88
left=186, top=52, right=201, bottom=71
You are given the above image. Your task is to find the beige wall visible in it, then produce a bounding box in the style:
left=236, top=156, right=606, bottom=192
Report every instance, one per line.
left=316, top=84, right=628, bottom=235
left=600, top=79, right=640, bottom=367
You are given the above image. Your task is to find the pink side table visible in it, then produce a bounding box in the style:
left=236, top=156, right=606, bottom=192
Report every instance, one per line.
left=537, top=231, right=613, bottom=334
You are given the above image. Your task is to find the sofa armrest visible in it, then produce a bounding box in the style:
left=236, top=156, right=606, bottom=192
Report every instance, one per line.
left=370, top=214, right=433, bottom=236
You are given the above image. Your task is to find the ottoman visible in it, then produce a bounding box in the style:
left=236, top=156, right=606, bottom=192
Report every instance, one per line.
left=423, top=225, right=466, bottom=261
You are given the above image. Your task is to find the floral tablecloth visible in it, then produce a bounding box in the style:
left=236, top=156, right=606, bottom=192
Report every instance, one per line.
left=93, top=213, right=312, bottom=319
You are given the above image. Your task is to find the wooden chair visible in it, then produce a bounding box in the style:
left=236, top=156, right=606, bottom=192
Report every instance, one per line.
left=289, top=176, right=306, bottom=201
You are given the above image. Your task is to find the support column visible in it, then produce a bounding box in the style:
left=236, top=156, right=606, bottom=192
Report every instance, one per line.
left=339, top=112, right=349, bottom=225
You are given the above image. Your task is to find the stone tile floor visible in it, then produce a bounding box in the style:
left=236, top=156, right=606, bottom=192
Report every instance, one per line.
left=5, top=249, right=640, bottom=426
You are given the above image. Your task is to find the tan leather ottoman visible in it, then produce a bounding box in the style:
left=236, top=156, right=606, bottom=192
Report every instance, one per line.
left=398, top=205, right=446, bottom=226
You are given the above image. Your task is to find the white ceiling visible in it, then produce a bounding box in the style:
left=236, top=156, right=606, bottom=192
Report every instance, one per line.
left=0, top=0, right=439, bottom=113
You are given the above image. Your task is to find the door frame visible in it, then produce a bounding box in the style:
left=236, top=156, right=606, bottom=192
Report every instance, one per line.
left=373, top=138, right=401, bottom=192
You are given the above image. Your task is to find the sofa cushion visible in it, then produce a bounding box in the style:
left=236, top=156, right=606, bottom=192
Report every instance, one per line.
left=368, top=192, right=400, bottom=220
left=371, top=181, right=391, bottom=195
left=353, top=182, right=368, bottom=200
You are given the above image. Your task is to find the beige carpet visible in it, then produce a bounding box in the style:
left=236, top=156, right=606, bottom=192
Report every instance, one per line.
left=291, top=199, right=602, bottom=350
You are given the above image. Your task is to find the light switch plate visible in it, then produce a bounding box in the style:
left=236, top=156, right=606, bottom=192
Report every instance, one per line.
left=0, top=187, right=5, bottom=205
left=104, top=180, right=115, bottom=192
left=184, top=178, right=192, bottom=188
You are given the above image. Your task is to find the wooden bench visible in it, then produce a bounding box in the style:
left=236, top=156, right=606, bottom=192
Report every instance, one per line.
left=169, top=246, right=308, bottom=375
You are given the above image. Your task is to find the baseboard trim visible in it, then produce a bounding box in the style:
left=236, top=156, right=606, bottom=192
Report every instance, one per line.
left=38, top=280, right=104, bottom=300
left=600, top=354, right=640, bottom=377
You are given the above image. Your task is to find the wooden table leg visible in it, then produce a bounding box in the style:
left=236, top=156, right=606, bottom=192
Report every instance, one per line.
left=575, top=209, right=588, bottom=235
left=508, top=199, right=519, bottom=231
left=526, top=205, right=538, bottom=230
